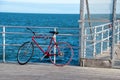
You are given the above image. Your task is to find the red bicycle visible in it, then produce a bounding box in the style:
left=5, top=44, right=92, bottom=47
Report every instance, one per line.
left=17, top=27, right=74, bottom=66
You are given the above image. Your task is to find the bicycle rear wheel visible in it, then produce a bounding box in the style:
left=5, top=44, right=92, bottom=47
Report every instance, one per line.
left=17, top=41, right=34, bottom=65
left=49, top=42, right=74, bottom=66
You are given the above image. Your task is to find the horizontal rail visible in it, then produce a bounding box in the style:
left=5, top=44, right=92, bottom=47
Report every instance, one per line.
left=0, top=44, right=79, bottom=49
left=0, top=25, right=79, bottom=30
left=78, top=19, right=111, bottom=22
left=85, top=28, right=111, bottom=37
left=86, top=37, right=110, bottom=48
left=0, top=32, right=79, bottom=37
left=85, top=22, right=112, bottom=29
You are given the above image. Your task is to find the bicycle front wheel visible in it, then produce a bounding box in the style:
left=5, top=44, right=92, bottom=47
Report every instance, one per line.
left=17, top=41, right=34, bottom=65
left=49, top=42, right=74, bottom=66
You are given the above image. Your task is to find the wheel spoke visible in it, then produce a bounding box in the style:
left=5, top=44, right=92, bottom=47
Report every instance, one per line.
left=49, top=42, right=74, bottom=66
left=17, top=42, right=34, bottom=65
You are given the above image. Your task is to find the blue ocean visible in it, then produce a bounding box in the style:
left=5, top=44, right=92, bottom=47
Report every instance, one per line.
left=0, top=12, right=120, bottom=66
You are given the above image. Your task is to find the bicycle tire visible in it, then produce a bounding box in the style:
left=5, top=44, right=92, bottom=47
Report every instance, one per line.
left=17, top=41, right=34, bottom=65
left=49, top=42, right=74, bottom=66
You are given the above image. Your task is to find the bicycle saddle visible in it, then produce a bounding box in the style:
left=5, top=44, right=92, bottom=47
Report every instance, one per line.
left=49, top=31, right=59, bottom=34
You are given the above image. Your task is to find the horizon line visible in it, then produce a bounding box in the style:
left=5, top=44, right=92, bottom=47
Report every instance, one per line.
left=0, top=11, right=117, bottom=15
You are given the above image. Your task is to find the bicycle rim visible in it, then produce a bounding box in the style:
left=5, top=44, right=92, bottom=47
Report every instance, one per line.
left=49, top=42, right=74, bottom=66
left=17, top=41, right=34, bottom=65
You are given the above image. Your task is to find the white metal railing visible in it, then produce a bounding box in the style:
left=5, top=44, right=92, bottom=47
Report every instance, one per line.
left=83, top=20, right=120, bottom=58
left=2, top=26, right=5, bottom=62
left=0, top=26, right=79, bottom=63
left=1, top=21, right=120, bottom=64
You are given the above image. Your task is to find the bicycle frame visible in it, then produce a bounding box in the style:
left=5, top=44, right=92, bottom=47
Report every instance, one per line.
left=31, top=35, right=58, bottom=57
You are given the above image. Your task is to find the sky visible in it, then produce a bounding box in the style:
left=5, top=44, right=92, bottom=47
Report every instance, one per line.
left=0, top=0, right=120, bottom=14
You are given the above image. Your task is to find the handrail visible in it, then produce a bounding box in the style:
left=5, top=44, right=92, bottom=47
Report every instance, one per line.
left=85, top=22, right=111, bottom=29
left=83, top=20, right=120, bottom=58
left=85, top=28, right=111, bottom=37
left=0, top=25, right=79, bottom=30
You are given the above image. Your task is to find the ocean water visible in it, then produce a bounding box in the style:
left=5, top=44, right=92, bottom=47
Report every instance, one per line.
left=1, top=12, right=120, bottom=27
left=0, top=12, right=79, bottom=27
left=0, top=12, right=120, bottom=66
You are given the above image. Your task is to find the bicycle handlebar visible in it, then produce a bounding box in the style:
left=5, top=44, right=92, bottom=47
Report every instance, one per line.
left=26, top=27, right=59, bottom=36
left=26, top=27, right=36, bottom=35
left=49, top=31, right=59, bottom=35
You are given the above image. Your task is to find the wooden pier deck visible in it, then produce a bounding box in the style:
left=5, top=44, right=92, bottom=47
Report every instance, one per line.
left=0, top=63, right=120, bottom=80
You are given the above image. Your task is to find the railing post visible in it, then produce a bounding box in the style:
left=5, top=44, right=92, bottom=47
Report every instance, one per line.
left=119, top=21, right=120, bottom=43
left=107, top=28, right=110, bottom=49
left=53, top=27, right=57, bottom=64
left=111, top=0, right=117, bottom=67
left=2, top=26, right=6, bottom=63
left=93, top=27, right=96, bottom=57
left=117, top=21, right=119, bottom=44
left=84, top=29, right=87, bottom=58
left=79, top=0, right=85, bottom=66
left=101, top=26, right=104, bottom=54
